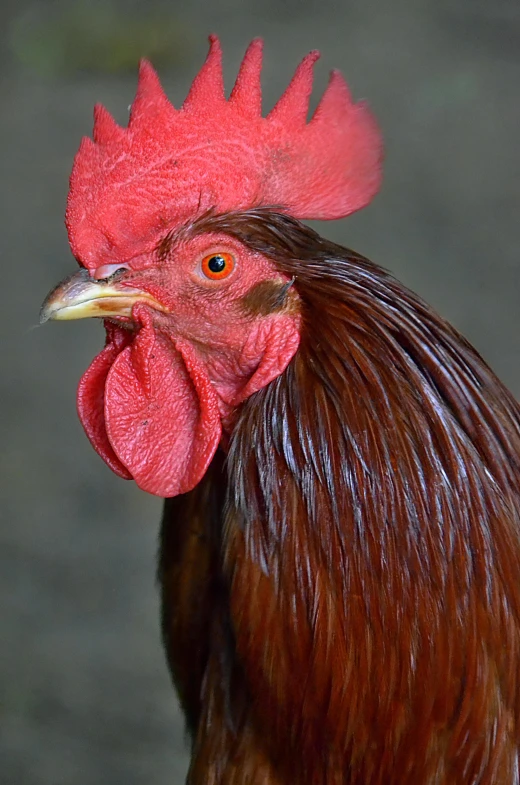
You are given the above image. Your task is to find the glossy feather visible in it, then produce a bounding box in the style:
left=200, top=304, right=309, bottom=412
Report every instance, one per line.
left=160, top=209, right=520, bottom=784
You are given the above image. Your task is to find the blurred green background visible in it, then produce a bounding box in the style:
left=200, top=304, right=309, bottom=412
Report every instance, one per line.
left=2, top=1, right=520, bottom=783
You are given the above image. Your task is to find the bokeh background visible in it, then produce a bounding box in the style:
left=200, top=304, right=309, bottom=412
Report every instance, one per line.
left=2, top=1, right=520, bottom=783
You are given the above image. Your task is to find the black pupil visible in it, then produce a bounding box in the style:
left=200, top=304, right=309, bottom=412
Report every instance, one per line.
left=208, top=255, right=226, bottom=274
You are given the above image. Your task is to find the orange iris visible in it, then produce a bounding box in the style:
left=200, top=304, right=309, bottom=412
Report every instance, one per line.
left=201, top=252, right=235, bottom=281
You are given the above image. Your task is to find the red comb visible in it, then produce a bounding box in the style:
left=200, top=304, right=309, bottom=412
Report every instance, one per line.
left=66, top=36, right=382, bottom=270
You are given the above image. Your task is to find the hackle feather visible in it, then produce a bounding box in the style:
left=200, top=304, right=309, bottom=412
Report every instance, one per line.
left=161, top=209, right=520, bottom=783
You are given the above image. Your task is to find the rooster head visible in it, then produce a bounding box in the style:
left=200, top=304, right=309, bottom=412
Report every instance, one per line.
left=40, top=36, right=382, bottom=497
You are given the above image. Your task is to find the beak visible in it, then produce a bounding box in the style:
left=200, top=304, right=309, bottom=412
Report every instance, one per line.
left=40, top=268, right=168, bottom=324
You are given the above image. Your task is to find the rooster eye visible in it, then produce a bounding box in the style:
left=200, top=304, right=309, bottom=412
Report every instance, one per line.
left=201, top=252, right=235, bottom=281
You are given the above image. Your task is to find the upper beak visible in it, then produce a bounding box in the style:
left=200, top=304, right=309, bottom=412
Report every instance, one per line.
left=40, top=268, right=168, bottom=324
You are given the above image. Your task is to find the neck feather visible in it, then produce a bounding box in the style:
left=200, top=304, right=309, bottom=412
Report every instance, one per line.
left=214, top=209, right=520, bottom=617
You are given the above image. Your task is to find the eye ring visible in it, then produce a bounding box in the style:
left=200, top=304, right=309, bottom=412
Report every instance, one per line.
left=200, top=252, right=235, bottom=281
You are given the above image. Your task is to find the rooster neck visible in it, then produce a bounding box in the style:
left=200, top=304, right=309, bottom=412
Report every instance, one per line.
left=217, top=209, right=520, bottom=781
left=225, top=208, right=520, bottom=564
left=160, top=208, right=520, bottom=782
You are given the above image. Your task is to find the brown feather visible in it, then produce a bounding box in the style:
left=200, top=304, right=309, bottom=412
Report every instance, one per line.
left=159, top=450, right=227, bottom=733
left=239, top=278, right=298, bottom=317
left=161, top=209, right=520, bottom=783
left=159, top=453, right=285, bottom=783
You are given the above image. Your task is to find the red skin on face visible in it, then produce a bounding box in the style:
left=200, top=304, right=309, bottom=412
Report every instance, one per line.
left=77, top=235, right=301, bottom=497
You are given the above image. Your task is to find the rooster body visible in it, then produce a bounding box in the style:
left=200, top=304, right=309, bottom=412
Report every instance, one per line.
left=41, top=39, right=520, bottom=784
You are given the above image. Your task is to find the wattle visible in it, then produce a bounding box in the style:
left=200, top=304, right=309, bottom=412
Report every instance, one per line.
left=77, top=321, right=222, bottom=497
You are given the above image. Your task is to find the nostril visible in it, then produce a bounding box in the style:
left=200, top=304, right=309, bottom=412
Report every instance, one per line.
left=93, top=263, right=130, bottom=281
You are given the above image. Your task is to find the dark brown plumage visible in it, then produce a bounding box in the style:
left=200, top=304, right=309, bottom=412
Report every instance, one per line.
left=158, top=209, right=520, bottom=784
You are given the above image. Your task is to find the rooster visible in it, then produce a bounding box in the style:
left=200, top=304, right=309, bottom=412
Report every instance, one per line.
left=41, top=37, right=520, bottom=784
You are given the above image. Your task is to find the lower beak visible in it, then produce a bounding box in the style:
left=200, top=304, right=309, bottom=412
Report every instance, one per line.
left=40, top=268, right=167, bottom=323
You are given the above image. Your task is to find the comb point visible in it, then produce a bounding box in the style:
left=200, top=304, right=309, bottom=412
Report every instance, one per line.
left=78, top=135, right=97, bottom=155
left=93, top=104, right=125, bottom=145
left=311, top=69, right=353, bottom=123
left=268, top=50, right=320, bottom=125
left=183, top=34, right=225, bottom=111
left=229, top=38, right=264, bottom=116
left=129, top=59, right=175, bottom=126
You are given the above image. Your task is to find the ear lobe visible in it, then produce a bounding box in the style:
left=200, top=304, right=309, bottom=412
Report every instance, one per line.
left=233, top=318, right=301, bottom=405
left=103, top=325, right=222, bottom=497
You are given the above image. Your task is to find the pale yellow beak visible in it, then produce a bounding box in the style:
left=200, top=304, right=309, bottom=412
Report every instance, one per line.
left=40, top=268, right=168, bottom=323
